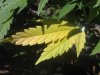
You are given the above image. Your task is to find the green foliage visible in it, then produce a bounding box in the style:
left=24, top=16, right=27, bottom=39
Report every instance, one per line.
left=91, top=40, right=100, bottom=55
left=88, top=8, right=99, bottom=22
left=0, top=18, right=13, bottom=41
left=0, top=0, right=27, bottom=41
left=38, top=0, right=100, bottom=23
left=38, top=0, right=48, bottom=15
left=94, top=0, right=100, bottom=7
left=58, top=1, right=77, bottom=20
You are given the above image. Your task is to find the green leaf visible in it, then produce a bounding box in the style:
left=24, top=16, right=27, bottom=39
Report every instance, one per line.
left=0, top=18, right=13, bottom=40
left=94, top=0, right=100, bottom=8
left=91, top=40, right=100, bottom=55
left=77, top=1, right=82, bottom=10
left=38, top=0, right=48, bottom=15
left=58, top=2, right=77, bottom=20
left=35, top=31, right=86, bottom=65
left=0, top=0, right=27, bottom=42
left=88, top=8, right=99, bottom=22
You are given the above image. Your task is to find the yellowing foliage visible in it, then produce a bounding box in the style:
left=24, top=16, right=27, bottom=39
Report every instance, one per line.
left=35, top=32, right=86, bottom=65
left=7, top=19, right=86, bottom=65
left=11, top=20, right=76, bottom=46
left=75, top=32, right=86, bottom=57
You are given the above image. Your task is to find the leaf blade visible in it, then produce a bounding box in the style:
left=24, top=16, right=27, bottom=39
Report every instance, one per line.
left=0, top=0, right=27, bottom=42
left=38, top=0, right=48, bottom=15
left=11, top=20, right=77, bottom=46
left=90, top=40, right=100, bottom=55
left=35, top=31, right=86, bottom=65
left=75, top=32, right=86, bottom=57
left=35, top=38, right=69, bottom=65
left=58, top=2, right=77, bottom=20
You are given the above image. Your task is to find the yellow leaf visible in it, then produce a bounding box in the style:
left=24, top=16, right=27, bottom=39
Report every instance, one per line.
left=35, top=31, right=86, bottom=65
left=11, top=20, right=77, bottom=46
left=35, top=38, right=69, bottom=65
left=75, top=32, right=86, bottom=57
left=67, top=32, right=86, bottom=57
left=5, top=19, right=86, bottom=65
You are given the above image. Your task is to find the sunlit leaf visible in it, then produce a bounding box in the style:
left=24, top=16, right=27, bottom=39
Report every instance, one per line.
left=75, top=32, right=86, bottom=57
left=6, top=19, right=86, bottom=65
left=35, top=31, right=86, bottom=65
left=11, top=20, right=77, bottom=46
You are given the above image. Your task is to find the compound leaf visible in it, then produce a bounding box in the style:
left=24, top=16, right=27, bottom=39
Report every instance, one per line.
left=7, top=19, right=86, bottom=65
